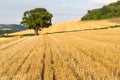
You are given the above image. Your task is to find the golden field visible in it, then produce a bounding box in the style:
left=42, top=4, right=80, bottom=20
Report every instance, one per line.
left=42, top=18, right=120, bottom=33
left=0, top=18, right=120, bottom=80
left=0, top=38, right=20, bottom=45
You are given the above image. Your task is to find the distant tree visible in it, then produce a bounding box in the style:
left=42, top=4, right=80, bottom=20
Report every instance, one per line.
left=21, top=8, right=53, bottom=35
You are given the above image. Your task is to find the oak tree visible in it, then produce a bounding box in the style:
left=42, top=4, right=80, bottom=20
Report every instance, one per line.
left=21, top=8, right=53, bottom=35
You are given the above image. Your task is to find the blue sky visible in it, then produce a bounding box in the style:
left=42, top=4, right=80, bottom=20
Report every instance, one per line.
left=0, top=0, right=117, bottom=24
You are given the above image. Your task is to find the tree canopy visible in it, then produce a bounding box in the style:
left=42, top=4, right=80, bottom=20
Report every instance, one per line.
left=21, top=8, right=53, bottom=35
left=81, top=1, right=120, bottom=20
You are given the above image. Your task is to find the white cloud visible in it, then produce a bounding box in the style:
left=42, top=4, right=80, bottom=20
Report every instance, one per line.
left=91, top=0, right=117, bottom=4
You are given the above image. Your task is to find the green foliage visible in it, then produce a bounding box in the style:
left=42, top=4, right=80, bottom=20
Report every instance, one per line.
left=81, top=1, right=120, bottom=20
left=21, top=8, right=53, bottom=35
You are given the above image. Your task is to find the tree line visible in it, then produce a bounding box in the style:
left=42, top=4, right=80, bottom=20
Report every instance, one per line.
left=81, top=1, right=120, bottom=20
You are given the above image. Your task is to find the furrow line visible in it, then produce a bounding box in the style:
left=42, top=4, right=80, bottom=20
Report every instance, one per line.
left=0, top=38, right=34, bottom=67
left=48, top=36, right=77, bottom=80
left=0, top=37, right=27, bottom=52
left=0, top=37, right=39, bottom=79
left=11, top=37, right=40, bottom=79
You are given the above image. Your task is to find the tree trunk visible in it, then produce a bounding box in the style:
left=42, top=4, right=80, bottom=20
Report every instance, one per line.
left=34, top=28, right=39, bottom=36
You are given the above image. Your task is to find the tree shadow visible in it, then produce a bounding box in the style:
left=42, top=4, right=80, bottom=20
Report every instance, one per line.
left=22, top=34, right=35, bottom=36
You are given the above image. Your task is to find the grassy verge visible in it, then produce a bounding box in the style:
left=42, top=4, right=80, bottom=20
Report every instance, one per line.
left=46, top=25, right=120, bottom=35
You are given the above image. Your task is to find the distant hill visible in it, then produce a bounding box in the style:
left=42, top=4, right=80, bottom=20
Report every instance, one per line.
left=0, top=24, right=28, bottom=34
left=81, top=1, right=120, bottom=20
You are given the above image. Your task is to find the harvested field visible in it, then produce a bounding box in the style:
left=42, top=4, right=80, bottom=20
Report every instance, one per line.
left=0, top=28, right=120, bottom=80
left=0, top=38, right=19, bottom=45
left=42, top=18, right=120, bottom=33
left=9, top=30, right=34, bottom=36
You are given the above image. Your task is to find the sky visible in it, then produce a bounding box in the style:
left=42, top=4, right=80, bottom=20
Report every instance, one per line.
left=0, top=0, right=118, bottom=24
